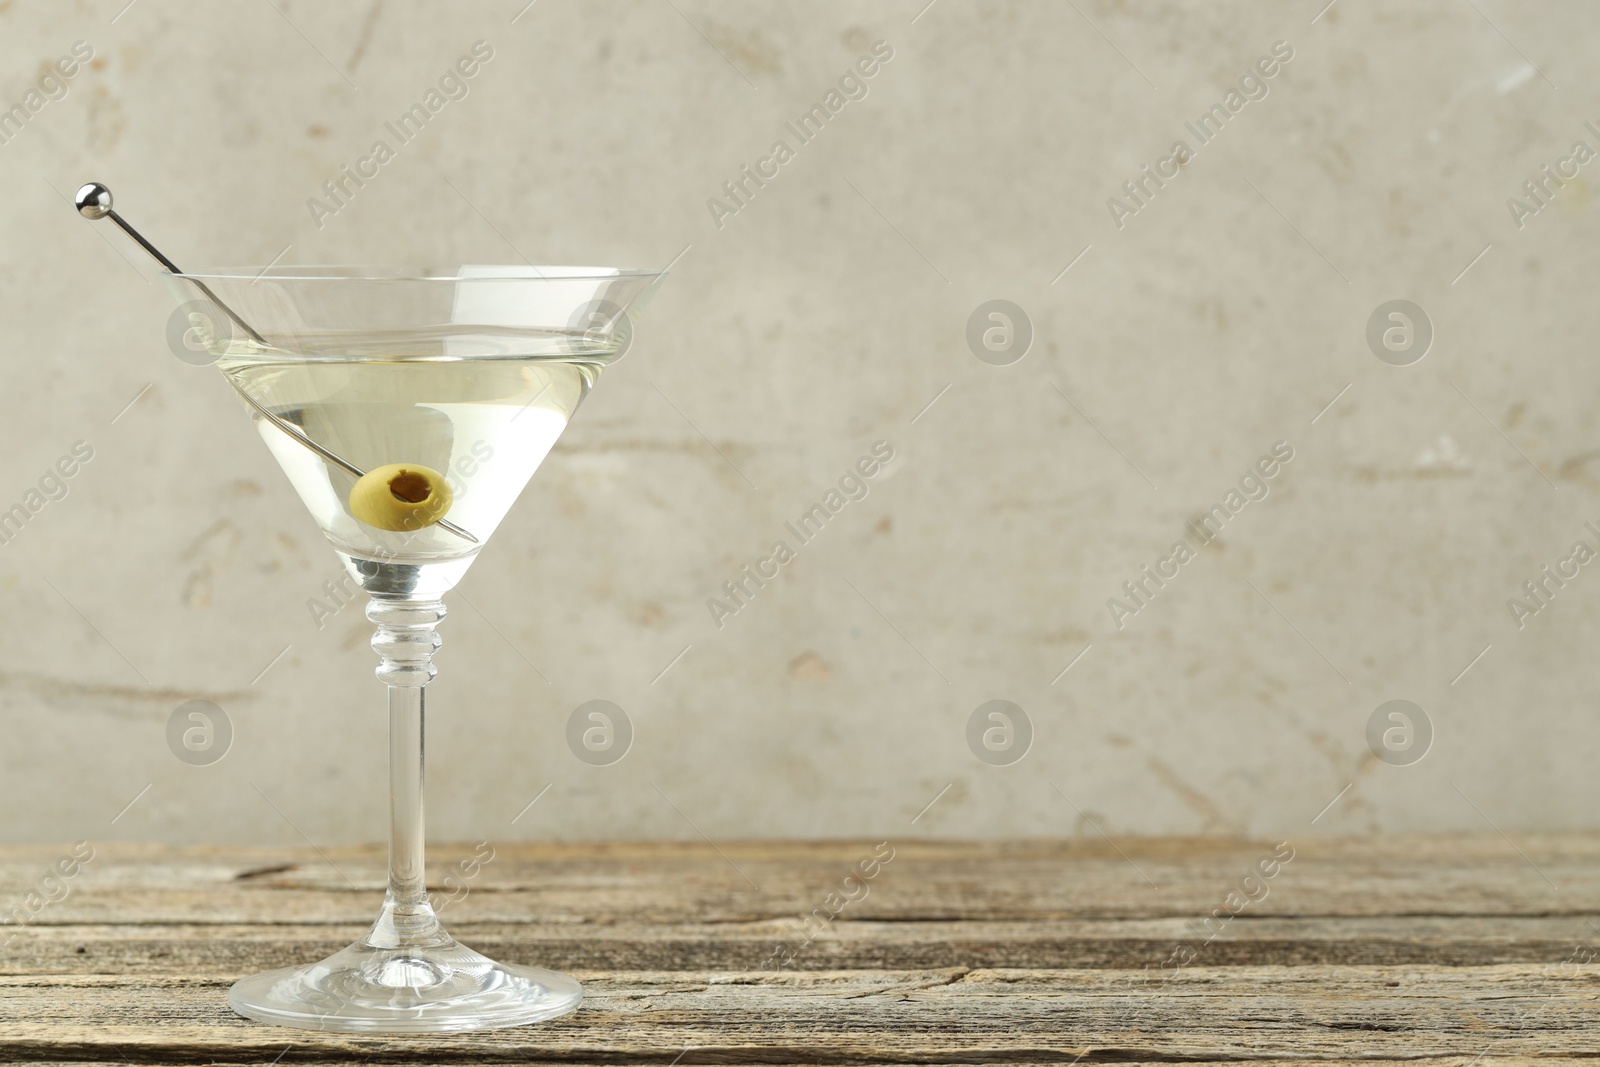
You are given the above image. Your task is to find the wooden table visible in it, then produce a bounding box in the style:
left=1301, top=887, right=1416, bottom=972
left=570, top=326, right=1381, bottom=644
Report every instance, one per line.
left=4, top=836, right=1600, bottom=1063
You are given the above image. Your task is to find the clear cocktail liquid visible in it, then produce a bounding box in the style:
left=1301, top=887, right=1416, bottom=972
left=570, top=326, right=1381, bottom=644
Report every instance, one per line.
left=219, top=356, right=598, bottom=581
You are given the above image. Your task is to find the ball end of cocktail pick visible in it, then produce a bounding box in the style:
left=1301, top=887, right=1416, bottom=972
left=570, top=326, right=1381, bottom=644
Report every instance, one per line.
left=75, top=182, right=113, bottom=220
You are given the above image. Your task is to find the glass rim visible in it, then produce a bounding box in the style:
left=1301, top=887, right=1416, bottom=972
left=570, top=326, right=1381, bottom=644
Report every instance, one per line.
left=162, top=264, right=665, bottom=283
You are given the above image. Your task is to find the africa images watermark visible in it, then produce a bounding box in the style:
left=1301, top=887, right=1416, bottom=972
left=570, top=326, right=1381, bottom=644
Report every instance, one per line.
left=755, top=841, right=895, bottom=970
left=1506, top=120, right=1600, bottom=231
left=706, top=40, right=895, bottom=230
left=0, top=441, right=95, bottom=549
left=306, top=40, right=495, bottom=229
left=1105, top=40, right=1295, bottom=229
left=1154, top=841, right=1295, bottom=971
left=706, top=441, right=896, bottom=629
left=1107, top=441, right=1295, bottom=629
left=0, top=841, right=95, bottom=951
left=1505, top=520, right=1600, bottom=630
left=0, top=40, right=94, bottom=148
left=1094, top=840, right=1295, bottom=1041
left=429, top=840, right=495, bottom=912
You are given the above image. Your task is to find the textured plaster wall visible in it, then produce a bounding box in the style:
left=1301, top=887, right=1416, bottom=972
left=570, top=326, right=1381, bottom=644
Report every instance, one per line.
left=2, top=1, right=1598, bottom=847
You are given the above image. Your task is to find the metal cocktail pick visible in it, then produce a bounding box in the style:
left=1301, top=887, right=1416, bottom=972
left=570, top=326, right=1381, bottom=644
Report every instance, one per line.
left=74, top=182, right=478, bottom=545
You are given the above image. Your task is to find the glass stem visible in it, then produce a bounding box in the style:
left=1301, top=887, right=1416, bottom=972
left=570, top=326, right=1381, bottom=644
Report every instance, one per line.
left=366, top=595, right=447, bottom=946
left=388, top=682, right=427, bottom=907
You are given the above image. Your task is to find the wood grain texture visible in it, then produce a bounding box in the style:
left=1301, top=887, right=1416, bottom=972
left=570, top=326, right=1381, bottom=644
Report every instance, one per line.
left=3, top=837, right=1600, bottom=1064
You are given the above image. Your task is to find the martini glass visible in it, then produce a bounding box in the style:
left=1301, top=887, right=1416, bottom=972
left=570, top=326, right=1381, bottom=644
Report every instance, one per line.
left=160, top=265, right=662, bottom=1032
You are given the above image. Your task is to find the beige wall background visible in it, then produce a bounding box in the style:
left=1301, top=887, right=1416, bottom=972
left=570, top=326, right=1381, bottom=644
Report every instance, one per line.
left=2, top=0, right=1597, bottom=847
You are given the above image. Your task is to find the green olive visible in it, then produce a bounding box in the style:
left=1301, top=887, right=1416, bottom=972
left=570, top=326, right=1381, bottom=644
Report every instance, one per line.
left=348, top=463, right=454, bottom=532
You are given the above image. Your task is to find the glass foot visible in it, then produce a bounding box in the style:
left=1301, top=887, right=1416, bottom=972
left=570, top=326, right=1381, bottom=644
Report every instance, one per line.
left=229, top=900, right=581, bottom=1033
